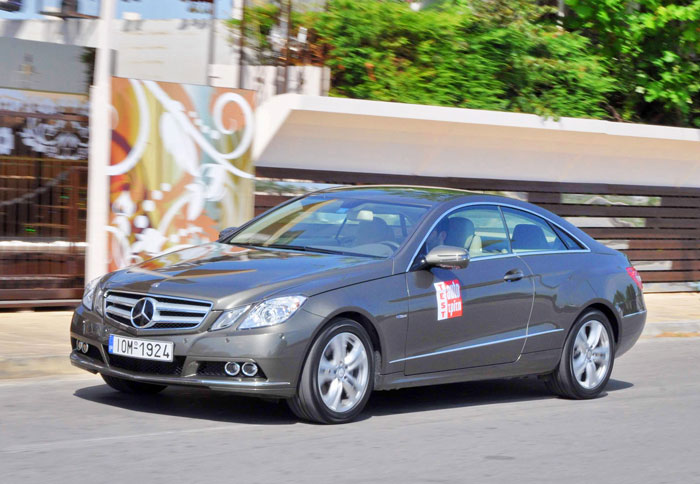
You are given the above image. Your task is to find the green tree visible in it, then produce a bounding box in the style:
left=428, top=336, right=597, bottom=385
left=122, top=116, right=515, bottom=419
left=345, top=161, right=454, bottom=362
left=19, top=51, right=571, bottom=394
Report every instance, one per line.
left=315, top=0, right=615, bottom=118
left=563, top=0, right=700, bottom=126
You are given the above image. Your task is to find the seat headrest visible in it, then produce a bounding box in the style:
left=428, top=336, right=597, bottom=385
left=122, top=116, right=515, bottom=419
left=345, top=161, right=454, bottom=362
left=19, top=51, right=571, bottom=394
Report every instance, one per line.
left=511, top=224, right=549, bottom=250
left=355, top=217, right=395, bottom=244
left=356, top=210, right=374, bottom=222
left=445, top=217, right=475, bottom=248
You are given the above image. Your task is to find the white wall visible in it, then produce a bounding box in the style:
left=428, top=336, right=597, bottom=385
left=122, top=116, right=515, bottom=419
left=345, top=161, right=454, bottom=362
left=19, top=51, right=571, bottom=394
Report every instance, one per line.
left=210, top=64, right=330, bottom=104
left=0, top=17, right=238, bottom=85
left=255, top=95, right=700, bottom=189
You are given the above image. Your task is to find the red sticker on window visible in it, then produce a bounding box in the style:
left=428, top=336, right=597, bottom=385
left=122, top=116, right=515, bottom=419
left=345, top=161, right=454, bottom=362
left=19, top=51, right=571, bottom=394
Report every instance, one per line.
left=434, top=279, right=462, bottom=320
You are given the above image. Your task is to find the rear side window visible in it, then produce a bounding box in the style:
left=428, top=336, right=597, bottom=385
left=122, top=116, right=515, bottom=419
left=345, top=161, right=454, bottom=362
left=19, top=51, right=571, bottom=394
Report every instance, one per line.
left=551, top=224, right=584, bottom=250
left=501, top=207, right=568, bottom=253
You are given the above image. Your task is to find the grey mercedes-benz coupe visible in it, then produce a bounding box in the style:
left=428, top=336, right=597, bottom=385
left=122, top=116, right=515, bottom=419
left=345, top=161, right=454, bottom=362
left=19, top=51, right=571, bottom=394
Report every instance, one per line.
left=71, top=186, right=646, bottom=423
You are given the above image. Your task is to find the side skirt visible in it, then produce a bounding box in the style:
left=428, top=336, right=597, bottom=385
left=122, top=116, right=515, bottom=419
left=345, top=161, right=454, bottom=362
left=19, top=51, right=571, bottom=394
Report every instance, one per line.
left=375, top=349, right=561, bottom=391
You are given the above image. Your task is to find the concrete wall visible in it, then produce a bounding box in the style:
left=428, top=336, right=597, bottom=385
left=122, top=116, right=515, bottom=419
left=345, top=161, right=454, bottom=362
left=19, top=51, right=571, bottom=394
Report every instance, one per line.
left=0, top=36, right=88, bottom=93
left=0, top=17, right=237, bottom=85
left=255, top=95, right=700, bottom=189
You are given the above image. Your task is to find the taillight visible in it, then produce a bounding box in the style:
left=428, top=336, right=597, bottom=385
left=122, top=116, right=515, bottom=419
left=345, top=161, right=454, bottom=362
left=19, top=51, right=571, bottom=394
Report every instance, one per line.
left=626, top=267, right=643, bottom=290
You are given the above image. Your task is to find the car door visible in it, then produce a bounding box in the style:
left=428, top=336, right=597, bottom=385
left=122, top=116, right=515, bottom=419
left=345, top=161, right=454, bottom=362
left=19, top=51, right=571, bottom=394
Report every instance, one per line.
left=403, top=205, right=534, bottom=375
left=500, top=206, right=591, bottom=353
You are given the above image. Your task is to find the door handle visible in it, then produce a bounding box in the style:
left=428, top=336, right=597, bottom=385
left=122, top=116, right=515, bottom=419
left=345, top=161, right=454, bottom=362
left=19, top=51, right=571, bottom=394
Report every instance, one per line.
left=504, top=269, right=524, bottom=282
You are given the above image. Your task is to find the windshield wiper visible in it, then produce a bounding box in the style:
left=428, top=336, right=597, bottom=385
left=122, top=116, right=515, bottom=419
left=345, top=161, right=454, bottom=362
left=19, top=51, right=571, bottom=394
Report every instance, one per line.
left=228, top=241, right=266, bottom=248
left=265, top=244, right=338, bottom=254
left=265, top=244, right=381, bottom=258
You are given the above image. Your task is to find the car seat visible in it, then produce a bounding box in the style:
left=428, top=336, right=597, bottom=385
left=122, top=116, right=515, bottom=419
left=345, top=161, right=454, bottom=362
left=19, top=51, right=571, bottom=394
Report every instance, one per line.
left=511, top=224, right=549, bottom=251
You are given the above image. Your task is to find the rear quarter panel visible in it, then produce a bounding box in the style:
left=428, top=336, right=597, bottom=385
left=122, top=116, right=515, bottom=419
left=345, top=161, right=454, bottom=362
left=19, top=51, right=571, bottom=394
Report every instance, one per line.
left=585, top=252, right=646, bottom=357
left=519, top=250, right=645, bottom=359
left=519, top=252, right=599, bottom=353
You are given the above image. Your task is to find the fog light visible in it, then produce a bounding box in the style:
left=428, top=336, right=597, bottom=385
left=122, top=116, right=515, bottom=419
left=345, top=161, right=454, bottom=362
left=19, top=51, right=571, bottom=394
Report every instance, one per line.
left=241, top=362, right=258, bottom=377
left=224, top=361, right=240, bottom=376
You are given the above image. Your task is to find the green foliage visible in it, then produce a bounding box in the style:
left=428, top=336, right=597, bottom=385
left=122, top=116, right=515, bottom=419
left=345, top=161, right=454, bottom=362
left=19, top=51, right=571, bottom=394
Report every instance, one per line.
left=563, top=0, right=700, bottom=127
left=314, top=0, right=614, bottom=119
left=229, top=0, right=699, bottom=126
left=226, top=3, right=323, bottom=65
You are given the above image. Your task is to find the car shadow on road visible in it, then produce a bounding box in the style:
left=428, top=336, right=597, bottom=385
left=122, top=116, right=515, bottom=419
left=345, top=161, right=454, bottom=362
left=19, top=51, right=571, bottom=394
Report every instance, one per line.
left=74, top=377, right=633, bottom=424
left=74, top=384, right=298, bottom=425
left=364, top=377, right=634, bottom=418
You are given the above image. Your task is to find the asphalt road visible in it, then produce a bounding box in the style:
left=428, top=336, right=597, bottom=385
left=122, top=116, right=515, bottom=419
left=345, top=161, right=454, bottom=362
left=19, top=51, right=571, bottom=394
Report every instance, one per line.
left=1, top=338, right=699, bottom=484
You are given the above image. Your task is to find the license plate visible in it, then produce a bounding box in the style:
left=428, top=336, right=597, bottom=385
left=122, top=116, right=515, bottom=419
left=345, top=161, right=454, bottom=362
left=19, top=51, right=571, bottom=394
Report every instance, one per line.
left=108, top=334, right=174, bottom=362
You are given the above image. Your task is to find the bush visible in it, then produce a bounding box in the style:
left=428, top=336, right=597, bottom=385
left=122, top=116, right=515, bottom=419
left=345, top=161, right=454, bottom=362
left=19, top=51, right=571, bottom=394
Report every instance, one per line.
left=315, top=0, right=615, bottom=119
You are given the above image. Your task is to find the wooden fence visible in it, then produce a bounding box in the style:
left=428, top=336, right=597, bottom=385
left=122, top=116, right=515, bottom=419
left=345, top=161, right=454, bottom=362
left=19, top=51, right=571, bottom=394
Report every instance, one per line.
left=0, top=158, right=87, bottom=306
left=0, top=161, right=697, bottom=307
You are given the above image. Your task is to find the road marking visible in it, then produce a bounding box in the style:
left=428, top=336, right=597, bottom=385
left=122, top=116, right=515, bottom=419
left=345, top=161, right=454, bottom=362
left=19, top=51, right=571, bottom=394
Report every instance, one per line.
left=0, top=425, right=249, bottom=454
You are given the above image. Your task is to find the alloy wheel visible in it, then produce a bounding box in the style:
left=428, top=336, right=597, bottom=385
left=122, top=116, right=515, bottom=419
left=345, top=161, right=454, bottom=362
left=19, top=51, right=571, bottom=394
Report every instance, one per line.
left=317, top=332, right=370, bottom=413
left=572, top=320, right=611, bottom=390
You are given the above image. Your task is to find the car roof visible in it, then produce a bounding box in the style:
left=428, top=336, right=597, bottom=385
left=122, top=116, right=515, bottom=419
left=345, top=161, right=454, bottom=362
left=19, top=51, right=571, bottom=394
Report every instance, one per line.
left=317, top=185, right=482, bottom=206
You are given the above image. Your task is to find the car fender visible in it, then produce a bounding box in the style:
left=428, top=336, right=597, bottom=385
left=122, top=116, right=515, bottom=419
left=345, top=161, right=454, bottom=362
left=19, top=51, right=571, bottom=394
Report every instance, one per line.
left=301, top=273, right=410, bottom=376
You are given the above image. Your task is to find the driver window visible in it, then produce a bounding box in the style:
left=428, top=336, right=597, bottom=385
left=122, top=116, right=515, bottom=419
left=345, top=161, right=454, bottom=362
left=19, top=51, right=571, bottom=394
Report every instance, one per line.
left=423, top=205, right=510, bottom=259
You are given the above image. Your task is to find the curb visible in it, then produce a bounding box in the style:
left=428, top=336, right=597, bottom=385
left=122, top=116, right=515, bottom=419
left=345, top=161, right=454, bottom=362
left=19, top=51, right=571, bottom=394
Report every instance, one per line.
left=0, top=355, right=82, bottom=380
left=642, top=321, right=700, bottom=338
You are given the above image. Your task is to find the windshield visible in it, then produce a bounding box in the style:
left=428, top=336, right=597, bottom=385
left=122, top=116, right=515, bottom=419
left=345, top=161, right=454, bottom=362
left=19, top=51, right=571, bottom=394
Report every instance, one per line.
left=228, top=194, right=431, bottom=258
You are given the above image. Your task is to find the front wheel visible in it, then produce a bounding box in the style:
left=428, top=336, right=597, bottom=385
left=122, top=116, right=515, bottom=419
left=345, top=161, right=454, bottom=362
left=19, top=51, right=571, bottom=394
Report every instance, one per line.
left=545, top=310, right=615, bottom=399
left=101, top=374, right=167, bottom=394
left=287, top=319, right=374, bottom=424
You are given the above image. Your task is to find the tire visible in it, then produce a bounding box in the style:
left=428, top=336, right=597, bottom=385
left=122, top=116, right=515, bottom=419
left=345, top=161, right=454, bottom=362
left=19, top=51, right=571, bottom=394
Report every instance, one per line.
left=545, top=309, right=615, bottom=399
left=287, top=319, right=375, bottom=424
left=101, top=374, right=167, bottom=394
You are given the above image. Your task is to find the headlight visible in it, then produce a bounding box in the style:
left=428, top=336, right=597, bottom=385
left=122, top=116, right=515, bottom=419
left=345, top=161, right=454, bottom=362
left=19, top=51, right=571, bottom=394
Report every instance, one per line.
left=94, top=286, right=105, bottom=316
left=237, top=295, right=306, bottom=330
left=210, top=305, right=250, bottom=331
left=82, top=277, right=100, bottom=311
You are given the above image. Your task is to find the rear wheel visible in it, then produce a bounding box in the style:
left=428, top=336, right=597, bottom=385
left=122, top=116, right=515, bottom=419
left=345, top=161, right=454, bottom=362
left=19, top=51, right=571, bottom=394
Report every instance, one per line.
left=101, top=374, right=167, bottom=394
left=287, top=319, right=374, bottom=424
left=545, top=310, right=615, bottom=399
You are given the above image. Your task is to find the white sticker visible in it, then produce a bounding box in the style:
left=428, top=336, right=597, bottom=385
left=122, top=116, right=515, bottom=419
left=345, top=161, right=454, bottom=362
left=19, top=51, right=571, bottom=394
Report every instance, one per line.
left=434, top=279, right=463, bottom=321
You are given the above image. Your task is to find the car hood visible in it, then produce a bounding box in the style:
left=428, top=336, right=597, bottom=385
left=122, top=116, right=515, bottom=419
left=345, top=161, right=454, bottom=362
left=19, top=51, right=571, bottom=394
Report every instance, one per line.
left=104, top=243, right=393, bottom=308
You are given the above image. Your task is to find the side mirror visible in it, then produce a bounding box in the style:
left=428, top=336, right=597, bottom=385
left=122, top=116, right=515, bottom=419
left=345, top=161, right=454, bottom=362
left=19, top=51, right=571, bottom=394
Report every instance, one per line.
left=218, top=226, right=238, bottom=241
left=425, top=245, right=469, bottom=269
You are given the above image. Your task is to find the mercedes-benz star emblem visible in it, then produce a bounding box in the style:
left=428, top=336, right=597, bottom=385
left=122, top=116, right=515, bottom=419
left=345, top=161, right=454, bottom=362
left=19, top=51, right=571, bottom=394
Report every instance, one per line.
left=130, top=297, right=158, bottom=329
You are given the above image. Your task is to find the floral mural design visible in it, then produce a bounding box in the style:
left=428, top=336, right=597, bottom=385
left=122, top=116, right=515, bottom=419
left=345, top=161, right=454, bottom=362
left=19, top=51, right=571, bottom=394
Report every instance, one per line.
left=108, top=78, right=255, bottom=271
left=0, top=87, right=89, bottom=160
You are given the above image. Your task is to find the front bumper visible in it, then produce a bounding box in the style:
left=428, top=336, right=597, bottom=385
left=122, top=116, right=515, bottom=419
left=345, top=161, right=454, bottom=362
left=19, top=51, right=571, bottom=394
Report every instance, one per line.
left=70, top=305, right=323, bottom=399
left=70, top=351, right=295, bottom=397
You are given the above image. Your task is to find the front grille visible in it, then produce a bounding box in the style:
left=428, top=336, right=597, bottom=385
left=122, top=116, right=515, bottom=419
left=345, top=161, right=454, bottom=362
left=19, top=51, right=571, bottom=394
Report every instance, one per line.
left=106, top=350, right=186, bottom=376
left=103, top=291, right=212, bottom=331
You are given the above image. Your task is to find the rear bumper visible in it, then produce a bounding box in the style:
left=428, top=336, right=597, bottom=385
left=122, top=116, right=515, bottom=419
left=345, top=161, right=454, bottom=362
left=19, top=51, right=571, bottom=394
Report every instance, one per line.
left=616, top=309, right=647, bottom=358
left=70, top=351, right=296, bottom=397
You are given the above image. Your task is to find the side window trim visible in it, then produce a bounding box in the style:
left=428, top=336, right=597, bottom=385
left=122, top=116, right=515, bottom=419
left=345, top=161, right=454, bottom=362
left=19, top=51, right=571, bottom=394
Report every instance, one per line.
left=451, top=205, right=513, bottom=260
left=408, top=204, right=511, bottom=271
left=549, top=222, right=584, bottom=250
left=497, top=206, right=514, bottom=254
left=500, top=206, right=590, bottom=255
left=502, top=206, right=567, bottom=253
left=405, top=201, right=589, bottom=272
